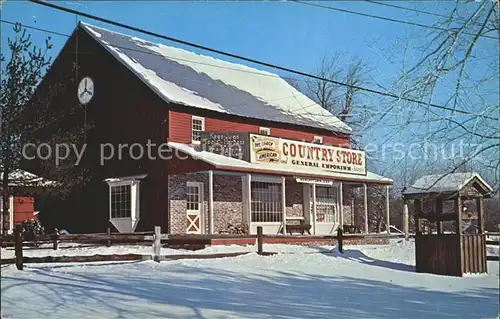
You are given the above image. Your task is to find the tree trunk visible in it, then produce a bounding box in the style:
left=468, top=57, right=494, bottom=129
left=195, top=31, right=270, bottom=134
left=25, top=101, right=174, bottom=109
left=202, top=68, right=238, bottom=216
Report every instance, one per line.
left=1, top=165, right=10, bottom=235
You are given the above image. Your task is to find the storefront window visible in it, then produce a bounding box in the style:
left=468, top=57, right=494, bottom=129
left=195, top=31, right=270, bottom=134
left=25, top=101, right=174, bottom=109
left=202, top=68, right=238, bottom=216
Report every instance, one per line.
left=315, top=186, right=337, bottom=223
left=251, top=181, right=283, bottom=222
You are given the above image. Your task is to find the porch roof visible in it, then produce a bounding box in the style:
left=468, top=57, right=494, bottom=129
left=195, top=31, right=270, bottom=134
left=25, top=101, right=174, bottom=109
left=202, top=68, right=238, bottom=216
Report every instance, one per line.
left=168, top=142, right=393, bottom=185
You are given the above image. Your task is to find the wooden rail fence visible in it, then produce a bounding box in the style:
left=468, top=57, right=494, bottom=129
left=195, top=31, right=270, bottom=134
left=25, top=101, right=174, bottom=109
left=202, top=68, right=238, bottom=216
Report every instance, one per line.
left=3, top=226, right=497, bottom=270
left=5, top=226, right=271, bottom=270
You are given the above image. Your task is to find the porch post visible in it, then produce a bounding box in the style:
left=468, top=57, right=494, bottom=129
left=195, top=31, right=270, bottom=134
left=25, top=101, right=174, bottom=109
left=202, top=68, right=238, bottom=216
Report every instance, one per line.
left=339, top=182, right=344, bottom=231
left=364, top=183, right=368, bottom=234
left=208, top=170, right=214, bottom=234
left=455, top=196, right=462, bottom=235
left=386, top=185, right=390, bottom=234
left=243, top=174, right=252, bottom=231
left=282, top=176, right=286, bottom=235
left=312, top=183, right=317, bottom=235
left=476, top=197, right=484, bottom=234
left=9, top=196, right=14, bottom=234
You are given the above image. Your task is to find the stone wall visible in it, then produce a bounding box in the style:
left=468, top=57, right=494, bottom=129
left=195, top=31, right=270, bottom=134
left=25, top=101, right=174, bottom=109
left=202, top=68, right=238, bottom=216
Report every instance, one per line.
left=213, top=175, right=243, bottom=232
left=285, top=179, right=304, bottom=218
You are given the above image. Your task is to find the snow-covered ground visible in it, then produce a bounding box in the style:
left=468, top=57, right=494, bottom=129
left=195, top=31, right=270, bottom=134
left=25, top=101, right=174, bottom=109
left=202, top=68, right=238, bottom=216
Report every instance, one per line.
left=1, top=239, right=499, bottom=319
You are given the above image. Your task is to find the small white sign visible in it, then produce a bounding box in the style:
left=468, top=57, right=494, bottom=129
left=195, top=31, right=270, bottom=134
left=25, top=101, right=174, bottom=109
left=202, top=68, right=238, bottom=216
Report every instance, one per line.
left=295, top=178, right=333, bottom=185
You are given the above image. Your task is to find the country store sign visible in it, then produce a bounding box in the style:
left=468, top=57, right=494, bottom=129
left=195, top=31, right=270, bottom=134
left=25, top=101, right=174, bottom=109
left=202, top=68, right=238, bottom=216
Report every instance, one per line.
left=200, top=132, right=367, bottom=176
left=249, top=134, right=367, bottom=175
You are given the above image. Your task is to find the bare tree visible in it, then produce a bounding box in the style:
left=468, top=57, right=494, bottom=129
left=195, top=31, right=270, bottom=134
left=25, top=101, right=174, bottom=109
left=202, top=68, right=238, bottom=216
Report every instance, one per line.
left=302, top=54, right=371, bottom=142
left=390, top=0, right=500, bottom=192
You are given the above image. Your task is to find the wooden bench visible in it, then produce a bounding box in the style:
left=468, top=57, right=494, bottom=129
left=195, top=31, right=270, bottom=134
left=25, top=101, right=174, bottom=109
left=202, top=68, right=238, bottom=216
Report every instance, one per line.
left=285, top=221, right=311, bottom=235
left=343, top=224, right=361, bottom=234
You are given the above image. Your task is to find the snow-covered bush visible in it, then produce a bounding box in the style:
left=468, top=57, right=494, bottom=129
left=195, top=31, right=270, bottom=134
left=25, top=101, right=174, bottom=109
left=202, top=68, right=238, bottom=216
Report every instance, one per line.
left=220, top=223, right=249, bottom=235
left=20, top=219, right=45, bottom=241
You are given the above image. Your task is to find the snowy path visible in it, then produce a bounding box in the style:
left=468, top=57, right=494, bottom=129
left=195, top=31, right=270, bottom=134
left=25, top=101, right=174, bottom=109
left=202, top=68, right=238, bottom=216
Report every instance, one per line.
left=1, top=240, right=499, bottom=319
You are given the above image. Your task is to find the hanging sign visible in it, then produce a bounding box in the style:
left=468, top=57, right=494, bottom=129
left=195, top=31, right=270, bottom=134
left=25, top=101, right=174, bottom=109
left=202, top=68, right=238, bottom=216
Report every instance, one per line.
left=249, top=134, right=367, bottom=176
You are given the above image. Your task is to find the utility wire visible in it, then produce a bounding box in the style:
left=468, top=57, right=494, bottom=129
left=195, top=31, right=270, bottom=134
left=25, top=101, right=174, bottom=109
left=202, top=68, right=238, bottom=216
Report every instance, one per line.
left=0, top=20, right=70, bottom=37
left=364, top=0, right=461, bottom=21
left=2, top=19, right=483, bottom=125
left=14, top=2, right=500, bottom=120
left=290, top=0, right=497, bottom=40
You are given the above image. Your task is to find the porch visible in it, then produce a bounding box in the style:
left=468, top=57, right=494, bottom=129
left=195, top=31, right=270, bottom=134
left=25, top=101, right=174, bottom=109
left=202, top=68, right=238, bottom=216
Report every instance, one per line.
left=166, top=142, right=393, bottom=236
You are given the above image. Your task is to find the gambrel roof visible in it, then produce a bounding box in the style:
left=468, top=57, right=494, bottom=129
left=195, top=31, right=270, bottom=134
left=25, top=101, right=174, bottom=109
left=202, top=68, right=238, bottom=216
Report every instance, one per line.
left=79, top=22, right=352, bottom=134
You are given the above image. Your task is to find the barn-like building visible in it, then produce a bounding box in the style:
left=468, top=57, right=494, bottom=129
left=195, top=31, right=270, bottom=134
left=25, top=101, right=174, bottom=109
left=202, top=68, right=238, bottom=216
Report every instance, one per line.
left=25, top=22, right=393, bottom=235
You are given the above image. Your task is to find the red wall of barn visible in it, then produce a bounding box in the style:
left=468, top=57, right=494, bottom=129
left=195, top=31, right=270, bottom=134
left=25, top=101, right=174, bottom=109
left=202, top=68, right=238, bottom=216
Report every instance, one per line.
left=13, top=197, right=36, bottom=225
left=168, top=111, right=350, bottom=146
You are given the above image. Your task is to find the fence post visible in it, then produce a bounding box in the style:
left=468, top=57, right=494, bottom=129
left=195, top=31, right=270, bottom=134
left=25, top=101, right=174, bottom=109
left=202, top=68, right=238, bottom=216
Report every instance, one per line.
left=107, top=227, right=111, bottom=247
left=153, top=226, right=161, bottom=262
left=403, top=203, right=409, bottom=241
left=257, top=226, right=263, bottom=255
left=337, top=227, right=344, bottom=254
left=52, top=232, right=59, bottom=250
left=14, top=224, right=23, bottom=270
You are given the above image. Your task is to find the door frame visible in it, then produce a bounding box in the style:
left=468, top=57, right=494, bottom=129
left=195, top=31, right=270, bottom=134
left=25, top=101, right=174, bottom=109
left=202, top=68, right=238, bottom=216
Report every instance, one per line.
left=186, top=181, right=204, bottom=234
left=306, top=183, right=340, bottom=235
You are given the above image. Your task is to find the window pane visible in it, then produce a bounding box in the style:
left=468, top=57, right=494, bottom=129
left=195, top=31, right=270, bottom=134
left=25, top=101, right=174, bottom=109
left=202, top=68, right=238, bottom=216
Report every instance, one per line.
left=250, top=181, right=282, bottom=222
left=187, top=184, right=200, bottom=211
left=110, top=184, right=132, bottom=218
left=192, top=118, right=204, bottom=142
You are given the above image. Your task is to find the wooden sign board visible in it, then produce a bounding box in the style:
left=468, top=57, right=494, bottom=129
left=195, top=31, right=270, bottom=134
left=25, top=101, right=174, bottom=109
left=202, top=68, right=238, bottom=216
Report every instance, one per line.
left=200, top=132, right=250, bottom=161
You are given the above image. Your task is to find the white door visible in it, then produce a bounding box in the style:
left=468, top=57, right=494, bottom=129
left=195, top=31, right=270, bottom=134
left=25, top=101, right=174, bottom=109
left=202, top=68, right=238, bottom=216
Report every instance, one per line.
left=186, top=182, right=203, bottom=234
left=310, top=185, right=339, bottom=234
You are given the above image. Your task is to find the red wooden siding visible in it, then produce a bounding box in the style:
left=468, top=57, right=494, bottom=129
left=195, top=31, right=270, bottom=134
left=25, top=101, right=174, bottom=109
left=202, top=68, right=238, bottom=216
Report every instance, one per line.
left=13, top=197, right=36, bottom=224
left=168, top=111, right=349, bottom=146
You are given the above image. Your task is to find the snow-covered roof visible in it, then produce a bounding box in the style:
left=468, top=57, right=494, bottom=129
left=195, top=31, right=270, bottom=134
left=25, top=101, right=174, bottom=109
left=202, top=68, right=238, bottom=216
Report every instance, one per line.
left=104, top=174, right=148, bottom=183
left=168, top=142, right=392, bottom=185
left=0, top=169, right=57, bottom=188
left=403, top=172, right=493, bottom=195
left=79, top=22, right=352, bottom=134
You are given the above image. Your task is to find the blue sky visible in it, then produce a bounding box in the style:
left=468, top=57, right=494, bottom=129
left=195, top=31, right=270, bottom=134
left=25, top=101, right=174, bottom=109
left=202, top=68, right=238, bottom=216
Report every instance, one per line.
left=1, top=1, right=498, bottom=186
left=1, top=1, right=451, bottom=86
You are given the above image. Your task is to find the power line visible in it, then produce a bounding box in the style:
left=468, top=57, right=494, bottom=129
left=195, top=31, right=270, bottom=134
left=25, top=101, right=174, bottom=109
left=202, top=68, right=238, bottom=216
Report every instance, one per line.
left=2, top=23, right=495, bottom=139
left=364, top=0, right=459, bottom=21
left=290, top=0, right=497, bottom=40
left=0, top=19, right=297, bottom=81
left=2, top=18, right=489, bottom=123
left=0, top=20, right=350, bottom=133
left=0, top=20, right=70, bottom=37
left=14, top=2, right=500, bottom=120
